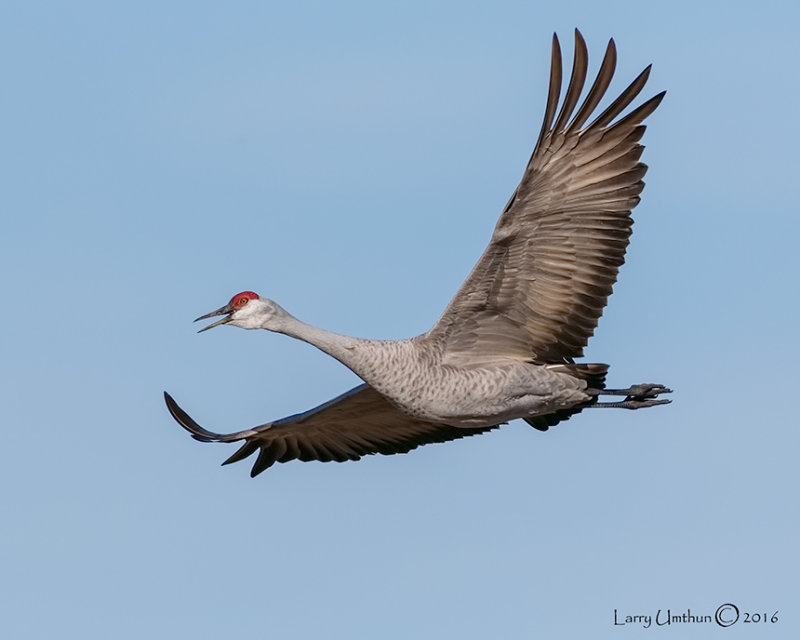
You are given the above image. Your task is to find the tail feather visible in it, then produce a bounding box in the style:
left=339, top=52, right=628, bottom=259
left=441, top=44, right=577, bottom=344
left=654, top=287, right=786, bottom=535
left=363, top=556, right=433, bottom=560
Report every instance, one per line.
left=526, top=363, right=608, bottom=431
left=547, top=363, right=608, bottom=390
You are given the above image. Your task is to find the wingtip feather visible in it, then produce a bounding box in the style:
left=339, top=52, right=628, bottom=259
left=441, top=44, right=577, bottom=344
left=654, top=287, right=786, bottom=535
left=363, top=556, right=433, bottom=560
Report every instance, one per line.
left=163, top=391, right=253, bottom=443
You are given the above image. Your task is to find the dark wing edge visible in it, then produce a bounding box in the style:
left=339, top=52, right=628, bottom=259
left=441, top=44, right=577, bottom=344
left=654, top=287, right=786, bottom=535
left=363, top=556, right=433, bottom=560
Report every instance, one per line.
left=164, top=387, right=500, bottom=477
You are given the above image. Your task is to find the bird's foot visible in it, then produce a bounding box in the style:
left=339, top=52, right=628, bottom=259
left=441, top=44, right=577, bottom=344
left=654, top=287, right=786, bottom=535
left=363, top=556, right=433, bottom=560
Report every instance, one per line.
left=588, top=383, right=672, bottom=410
left=624, top=383, right=672, bottom=399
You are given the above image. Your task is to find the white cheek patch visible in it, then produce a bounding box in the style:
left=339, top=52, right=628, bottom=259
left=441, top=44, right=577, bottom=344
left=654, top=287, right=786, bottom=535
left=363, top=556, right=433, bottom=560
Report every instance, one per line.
left=231, top=300, right=266, bottom=329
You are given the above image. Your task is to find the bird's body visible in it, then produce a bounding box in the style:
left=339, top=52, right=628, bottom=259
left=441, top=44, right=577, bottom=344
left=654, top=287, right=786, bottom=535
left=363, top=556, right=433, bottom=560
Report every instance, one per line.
left=165, top=30, right=672, bottom=476
left=238, top=302, right=592, bottom=427
left=201, top=298, right=592, bottom=427
left=369, top=358, right=590, bottom=429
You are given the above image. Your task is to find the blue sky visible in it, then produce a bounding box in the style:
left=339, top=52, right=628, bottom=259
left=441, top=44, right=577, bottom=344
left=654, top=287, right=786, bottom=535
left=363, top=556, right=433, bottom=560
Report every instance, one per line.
left=2, top=1, right=799, bottom=638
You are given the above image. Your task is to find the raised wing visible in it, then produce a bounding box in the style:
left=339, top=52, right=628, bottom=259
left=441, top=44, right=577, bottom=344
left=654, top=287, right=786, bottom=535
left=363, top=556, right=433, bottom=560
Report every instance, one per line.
left=164, top=386, right=499, bottom=476
left=427, top=30, right=665, bottom=366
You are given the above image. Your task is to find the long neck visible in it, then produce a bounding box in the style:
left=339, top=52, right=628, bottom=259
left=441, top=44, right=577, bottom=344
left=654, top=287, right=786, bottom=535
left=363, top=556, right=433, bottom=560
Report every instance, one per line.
left=277, top=314, right=366, bottom=365
left=270, top=309, right=419, bottom=390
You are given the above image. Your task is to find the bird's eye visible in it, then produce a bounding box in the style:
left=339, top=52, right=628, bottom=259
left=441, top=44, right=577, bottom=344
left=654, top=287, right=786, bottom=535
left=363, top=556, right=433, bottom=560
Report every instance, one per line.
left=237, top=298, right=249, bottom=307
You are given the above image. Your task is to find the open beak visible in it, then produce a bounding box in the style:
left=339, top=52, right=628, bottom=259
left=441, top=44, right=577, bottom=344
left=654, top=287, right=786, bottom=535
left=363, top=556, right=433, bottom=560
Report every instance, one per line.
left=194, top=303, right=234, bottom=333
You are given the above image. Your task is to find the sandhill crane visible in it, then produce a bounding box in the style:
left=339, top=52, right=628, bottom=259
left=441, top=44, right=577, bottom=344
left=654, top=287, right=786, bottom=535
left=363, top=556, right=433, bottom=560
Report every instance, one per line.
left=165, top=30, right=670, bottom=476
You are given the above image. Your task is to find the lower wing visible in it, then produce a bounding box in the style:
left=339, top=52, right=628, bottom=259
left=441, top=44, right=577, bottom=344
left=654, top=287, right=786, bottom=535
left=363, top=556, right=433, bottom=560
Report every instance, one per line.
left=164, top=385, right=500, bottom=476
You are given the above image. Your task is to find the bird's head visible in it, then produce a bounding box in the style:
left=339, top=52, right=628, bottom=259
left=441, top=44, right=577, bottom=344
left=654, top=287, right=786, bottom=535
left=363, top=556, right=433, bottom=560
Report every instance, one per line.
left=195, top=291, right=287, bottom=332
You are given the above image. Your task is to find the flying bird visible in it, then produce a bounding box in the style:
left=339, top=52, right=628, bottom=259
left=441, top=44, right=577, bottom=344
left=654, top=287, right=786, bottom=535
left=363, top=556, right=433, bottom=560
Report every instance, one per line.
left=165, top=30, right=670, bottom=476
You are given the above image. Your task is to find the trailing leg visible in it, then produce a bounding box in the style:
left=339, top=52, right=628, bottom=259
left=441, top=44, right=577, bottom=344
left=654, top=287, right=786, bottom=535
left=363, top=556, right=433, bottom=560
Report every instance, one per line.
left=591, top=397, right=671, bottom=409
left=589, top=383, right=672, bottom=399
left=588, top=382, right=672, bottom=410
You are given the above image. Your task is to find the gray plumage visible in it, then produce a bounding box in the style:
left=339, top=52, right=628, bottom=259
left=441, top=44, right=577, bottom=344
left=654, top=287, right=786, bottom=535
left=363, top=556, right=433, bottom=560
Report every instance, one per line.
left=165, top=30, right=670, bottom=476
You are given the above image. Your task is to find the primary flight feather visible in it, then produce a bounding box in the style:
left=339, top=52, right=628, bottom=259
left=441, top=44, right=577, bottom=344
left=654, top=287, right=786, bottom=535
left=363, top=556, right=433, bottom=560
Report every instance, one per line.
left=165, top=30, right=670, bottom=476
